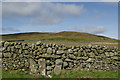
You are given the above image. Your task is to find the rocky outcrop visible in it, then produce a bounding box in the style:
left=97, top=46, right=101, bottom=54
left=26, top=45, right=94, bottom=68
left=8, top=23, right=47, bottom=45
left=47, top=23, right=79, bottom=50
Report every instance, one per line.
left=1, top=41, right=119, bottom=76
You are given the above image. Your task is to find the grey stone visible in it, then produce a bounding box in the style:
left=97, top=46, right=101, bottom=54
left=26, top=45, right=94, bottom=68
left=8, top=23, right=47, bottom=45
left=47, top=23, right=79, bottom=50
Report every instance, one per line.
left=46, top=60, right=51, bottom=66
left=23, top=50, right=29, bottom=55
left=47, top=71, right=52, bottom=75
left=54, top=65, right=62, bottom=75
left=16, top=45, right=21, bottom=49
left=19, top=54, right=24, bottom=58
left=13, top=54, right=17, bottom=58
left=0, top=53, right=2, bottom=58
left=36, top=41, right=42, bottom=45
left=88, top=52, right=95, bottom=57
left=69, top=54, right=76, bottom=59
left=65, top=58, right=73, bottom=62
left=69, top=62, right=74, bottom=68
left=52, top=49, right=56, bottom=54
left=73, top=52, right=78, bottom=56
left=56, top=50, right=64, bottom=55
left=47, top=47, right=53, bottom=54
left=47, top=66, right=52, bottom=70
left=86, top=58, right=92, bottom=62
left=67, top=49, right=73, bottom=53
left=109, top=52, right=114, bottom=57
left=88, top=45, right=92, bottom=48
left=63, top=62, right=68, bottom=67
left=29, top=59, right=38, bottom=74
left=111, top=56, right=118, bottom=60
left=4, top=42, right=9, bottom=47
left=38, top=59, right=46, bottom=76
left=95, top=56, right=102, bottom=59
left=55, top=59, right=63, bottom=65
left=105, top=52, right=110, bottom=57
left=3, top=53, right=12, bottom=58
left=0, top=47, right=6, bottom=52
left=114, top=52, right=118, bottom=56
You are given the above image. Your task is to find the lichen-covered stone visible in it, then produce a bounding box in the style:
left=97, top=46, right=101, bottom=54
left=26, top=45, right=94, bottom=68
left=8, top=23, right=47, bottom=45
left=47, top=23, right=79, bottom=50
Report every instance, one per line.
left=73, top=52, right=78, bottom=56
left=54, top=65, right=62, bottom=75
left=3, top=53, right=12, bottom=58
left=109, top=52, right=114, bottom=57
left=4, top=42, right=9, bottom=47
left=67, top=49, right=73, bottom=53
left=0, top=53, right=2, bottom=58
left=36, top=41, right=42, bottom=45
left=38, top=59, right=46, bottom=76
left=55, top=59, right=63, bottom=65
left=88, top=52, right=95, bottom=58
left=63, top=62, right=68, bottom=67
left=47, top=71, right=52, bottom=75
left=111, top=56, right=118, bottom=60
left=47, top=66, right=52, bottom=70
left=29, top=59, right=38, bottom=74
left=65, top=58, right=73, bottom=62
left=68, top=54, right=76, bottom=59
left=47, top=47, right=53, bottom=54
left=56, top=50, right=64, bottom=55
left=69, top=62, right=74, bottom=68
left=105, top=52, right=110, bottom=57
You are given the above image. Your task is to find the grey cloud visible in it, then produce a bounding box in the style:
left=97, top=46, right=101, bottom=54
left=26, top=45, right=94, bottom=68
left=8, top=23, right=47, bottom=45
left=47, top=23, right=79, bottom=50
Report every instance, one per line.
left=2, top=27, right=20, bottom=33
left=2, top=2, right=85, bottom=25
left=101, top=0, right=119, bottom=2
left=0, top=2, right=2, bottom=18
left=73, top=26, right=107, bottom=34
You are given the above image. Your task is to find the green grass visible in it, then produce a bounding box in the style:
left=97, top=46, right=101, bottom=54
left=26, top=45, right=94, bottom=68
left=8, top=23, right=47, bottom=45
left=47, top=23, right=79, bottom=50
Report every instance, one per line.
left=1, top=31, right=118, bottom=43
left=2, top=69, right=119, bottom=78
left=2, top=69, right=35, bottom=78
left=51, top=69, right=119, bottom=78
left=2, top=69, right=45, bottom=78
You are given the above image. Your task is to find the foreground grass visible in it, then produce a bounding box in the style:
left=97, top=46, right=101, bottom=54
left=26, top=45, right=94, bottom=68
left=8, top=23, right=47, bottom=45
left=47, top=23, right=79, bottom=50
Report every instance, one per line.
left=51, top=70, right=119, bottom=78
left=2, top=69, right=119, bottom=78
left=2, top=69, right=45, bottom=78
left=2, top=70, right=35, bottom=78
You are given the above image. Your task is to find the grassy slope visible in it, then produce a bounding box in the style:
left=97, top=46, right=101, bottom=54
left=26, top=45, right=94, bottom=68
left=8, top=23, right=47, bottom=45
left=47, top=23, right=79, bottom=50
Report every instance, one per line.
left=1, top=31, right=118, bottom=43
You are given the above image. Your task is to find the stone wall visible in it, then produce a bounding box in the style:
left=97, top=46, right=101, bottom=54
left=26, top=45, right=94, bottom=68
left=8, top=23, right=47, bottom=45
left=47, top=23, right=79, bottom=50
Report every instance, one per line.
left=0, top=41, right=119, bottom=76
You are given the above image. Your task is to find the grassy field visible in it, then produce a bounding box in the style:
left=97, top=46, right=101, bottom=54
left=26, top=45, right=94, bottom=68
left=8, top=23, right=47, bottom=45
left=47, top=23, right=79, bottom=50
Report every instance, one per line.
left=2, top=69, right=119, bottom=78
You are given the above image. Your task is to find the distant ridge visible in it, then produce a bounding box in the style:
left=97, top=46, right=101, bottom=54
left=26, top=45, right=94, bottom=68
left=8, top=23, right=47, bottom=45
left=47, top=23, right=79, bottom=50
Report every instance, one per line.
left=1, top=31, right=118, bottom=42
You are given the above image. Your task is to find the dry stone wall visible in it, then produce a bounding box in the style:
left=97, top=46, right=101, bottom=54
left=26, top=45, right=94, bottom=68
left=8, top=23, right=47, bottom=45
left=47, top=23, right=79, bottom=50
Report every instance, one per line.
left=0, top=41, right=120, bottom=76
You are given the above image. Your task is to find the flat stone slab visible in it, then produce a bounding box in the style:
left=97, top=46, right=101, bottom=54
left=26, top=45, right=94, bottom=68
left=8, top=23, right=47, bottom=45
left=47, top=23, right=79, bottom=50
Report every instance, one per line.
left=54, top=65, right=62, bottom=75
left=38, top=59, right=46, bottom=76
left=29, top=59, right=37, bottom=74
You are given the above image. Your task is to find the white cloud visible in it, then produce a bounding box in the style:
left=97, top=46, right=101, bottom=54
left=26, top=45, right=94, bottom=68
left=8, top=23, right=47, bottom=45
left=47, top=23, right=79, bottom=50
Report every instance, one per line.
left=2, top=2, right=85, bottom=25
left=73, top=26, right=107, bottom=34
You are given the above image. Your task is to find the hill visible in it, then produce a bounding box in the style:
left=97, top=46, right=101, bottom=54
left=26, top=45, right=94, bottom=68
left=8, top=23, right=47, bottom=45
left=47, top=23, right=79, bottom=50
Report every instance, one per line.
left=0, top=31, right=118, bottom=43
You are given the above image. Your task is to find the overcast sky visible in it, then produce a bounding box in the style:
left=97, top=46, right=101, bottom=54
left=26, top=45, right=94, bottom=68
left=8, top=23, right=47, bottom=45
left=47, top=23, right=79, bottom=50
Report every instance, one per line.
left=1, top=1, right=118, bottom=39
